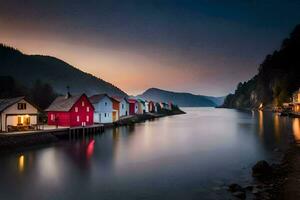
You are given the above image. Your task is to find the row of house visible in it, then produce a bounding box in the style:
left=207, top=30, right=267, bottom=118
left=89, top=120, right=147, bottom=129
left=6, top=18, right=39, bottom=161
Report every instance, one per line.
left=0, top=92, right=174, bottom=132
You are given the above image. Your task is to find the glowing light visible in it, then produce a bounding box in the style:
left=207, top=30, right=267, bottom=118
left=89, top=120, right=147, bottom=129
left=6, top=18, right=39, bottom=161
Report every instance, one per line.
left=18, top=155, right=25, bottom=172
left=293, top=118, right=300, bottom=142
left=86, top=140, right=95, bottom=159
left=259, top=103, right=263, bottom=110
left=274, top=114, right=280, bottom=142
left=258, top=111, right=264, bottom=138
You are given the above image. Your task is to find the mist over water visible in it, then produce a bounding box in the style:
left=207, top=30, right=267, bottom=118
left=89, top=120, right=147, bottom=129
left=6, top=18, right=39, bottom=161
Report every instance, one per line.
left=0, top=108, right=299, bottom=200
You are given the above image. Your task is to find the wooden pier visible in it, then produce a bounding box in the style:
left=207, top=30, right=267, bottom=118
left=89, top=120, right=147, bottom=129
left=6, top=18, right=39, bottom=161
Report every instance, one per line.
left=0, top=124, right=105, bottom=138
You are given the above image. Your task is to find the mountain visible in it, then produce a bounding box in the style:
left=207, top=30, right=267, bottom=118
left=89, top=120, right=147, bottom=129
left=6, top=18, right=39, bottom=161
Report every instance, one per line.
left=222, top=24, right=300, bottom=109
left=137, top=88, right=225, bottom=107
left=0, top=44, right=127, bottom=97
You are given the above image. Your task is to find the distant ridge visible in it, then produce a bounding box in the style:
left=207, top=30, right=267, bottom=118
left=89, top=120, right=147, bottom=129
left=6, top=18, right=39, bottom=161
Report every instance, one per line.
left=0, top=44, right=127, bottom=97
left=137, top=88, right=225, bottom=107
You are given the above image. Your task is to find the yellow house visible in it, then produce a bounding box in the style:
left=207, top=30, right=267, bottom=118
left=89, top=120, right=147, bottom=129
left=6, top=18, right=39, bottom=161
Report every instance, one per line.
left=0, top=97, right=39, bottom=132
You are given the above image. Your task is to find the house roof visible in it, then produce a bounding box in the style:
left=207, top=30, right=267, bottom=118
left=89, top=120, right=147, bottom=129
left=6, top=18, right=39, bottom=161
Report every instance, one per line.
left=109, top=96, right=120, bottom=103
left=111, top=96, right=130, bottom=103
left=89, top=94, right=110, bottom=104
left=0, top=96, right=25, bottom=113
left=45, top=94, right=84, bottom=112
left=127, top=99, right=137, bottom=103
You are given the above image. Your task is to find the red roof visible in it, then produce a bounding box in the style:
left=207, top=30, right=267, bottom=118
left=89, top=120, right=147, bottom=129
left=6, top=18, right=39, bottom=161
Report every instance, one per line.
left=127, top=99, right=137, bottom=103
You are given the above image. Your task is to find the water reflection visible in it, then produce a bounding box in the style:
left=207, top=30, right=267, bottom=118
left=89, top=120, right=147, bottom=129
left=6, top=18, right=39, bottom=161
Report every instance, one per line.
left=0, top=108, right=297, bottom=200
left=293, top=118, right=300, bottom=142
left=86, top=140, right=95, bottom=159
left=18, top=155, right=24, bottom=173
left=274, top=114, right=280, bottom=142
left=37, top=149, right=62, bottom=185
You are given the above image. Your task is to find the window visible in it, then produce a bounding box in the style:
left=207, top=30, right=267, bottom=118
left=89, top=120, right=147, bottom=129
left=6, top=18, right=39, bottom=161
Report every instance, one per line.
left=82, top=101, right=85, bottom=106
left=105, top=102, right=107, bottom=106
left=17, top=116, right=22, bottom=124
left=75, top=107, right=78, bottom=112
left=104, top=113, right=107, bottom=117
left=51, top=114, right=55, bottom=121
left=86, top=115, right=89, bottom=122
left=87, top=106, right=90, bottom=112
left=122, top=104, right=124, bottom=109
left=17, top=103, right=26, bottom=110
left=77, top=116, right=80, bottom=122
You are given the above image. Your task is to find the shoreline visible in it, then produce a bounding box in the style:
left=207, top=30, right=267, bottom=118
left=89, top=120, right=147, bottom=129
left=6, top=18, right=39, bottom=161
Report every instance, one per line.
left=225, top=109, right=300, bottom=200
left=0, top=110, right=185, bottom=154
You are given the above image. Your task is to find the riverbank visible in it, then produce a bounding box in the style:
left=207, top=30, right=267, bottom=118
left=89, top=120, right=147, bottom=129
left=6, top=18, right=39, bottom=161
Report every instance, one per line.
left=227, top=124, right=300, bottom=200
left=258, top=143, right=300, bottom=200
left=0, top=110, right=185, bottom=153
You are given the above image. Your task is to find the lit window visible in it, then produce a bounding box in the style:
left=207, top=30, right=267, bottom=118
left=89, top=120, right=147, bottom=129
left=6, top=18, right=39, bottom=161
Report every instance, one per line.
left=87, top=106, right=90, bottom=112
left=77, top=116, right=80, bottom=122
left=86, top=115, right=89, bottom=122
left=82, top=101, right=85, bottom=106
left=75, top=107, right=78, bottom=112
left=51, top=114, right=55, bottom=121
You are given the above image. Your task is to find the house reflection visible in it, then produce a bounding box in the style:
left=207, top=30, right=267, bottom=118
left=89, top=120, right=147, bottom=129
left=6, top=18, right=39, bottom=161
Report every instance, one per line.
left=64, top=138, right=96, bottom=170
left=18, top=155, right=25, bottom=173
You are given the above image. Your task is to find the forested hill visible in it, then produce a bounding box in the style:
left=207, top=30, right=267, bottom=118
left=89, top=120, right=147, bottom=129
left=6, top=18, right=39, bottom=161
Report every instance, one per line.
left=0, top=44, right=127, bottom=97
left=222, top=24, right=300, bottom=109
left=137, top=88, right=225, bottom=107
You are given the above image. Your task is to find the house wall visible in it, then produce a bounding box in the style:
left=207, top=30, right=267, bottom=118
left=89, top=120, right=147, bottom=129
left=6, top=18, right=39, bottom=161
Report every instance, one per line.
left=47, top=111, right=70, bottom=126
left=137, top=102, right=145, bottom=114
left=93, top=96, right=113, bottom=123
left=119, top=99, right=129, bottom=117
left=129, top=102, right=135, bottom=115
left=145, top=102, right=149, bottom=112
left=111, top=99, right=120, bottom=121
left=148, top=102, right=155, bottom=112
left=70, top=95, right=94, bottom=127
left=1, top=99, right=38, bottom=131
left=47, top=95, right=94, bottom=127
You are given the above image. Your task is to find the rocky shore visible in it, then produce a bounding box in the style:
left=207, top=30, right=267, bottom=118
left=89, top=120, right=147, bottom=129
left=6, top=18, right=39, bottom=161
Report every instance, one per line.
left=228, top=143, right=300, bottom=199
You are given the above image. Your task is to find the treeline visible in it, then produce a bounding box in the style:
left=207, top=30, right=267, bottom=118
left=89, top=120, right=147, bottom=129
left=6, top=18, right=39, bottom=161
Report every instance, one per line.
left=0, top=43, right=127, bottom=97
left=0, top=76, right=58, bottom=110
left=222, top=24, right=300, bottom=108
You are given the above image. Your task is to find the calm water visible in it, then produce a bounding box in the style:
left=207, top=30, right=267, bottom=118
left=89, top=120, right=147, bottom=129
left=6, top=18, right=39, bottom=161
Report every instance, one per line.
left=1, top=108, right=300, bottom=200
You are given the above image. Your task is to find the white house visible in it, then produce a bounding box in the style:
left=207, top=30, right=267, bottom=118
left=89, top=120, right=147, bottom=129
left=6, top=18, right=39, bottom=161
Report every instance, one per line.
left=89, top=94, right=113, bottom=123
left=144, top=100, right=149, bottom=113
left=0, top=97, right=39, bottom=132
left=137, top=99, right=146, bottom=114
left=119, top=98, right=129, bottom=117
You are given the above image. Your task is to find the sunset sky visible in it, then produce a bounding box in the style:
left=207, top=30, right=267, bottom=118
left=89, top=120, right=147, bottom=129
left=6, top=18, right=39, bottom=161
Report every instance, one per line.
left=1, top=0, right=300, bottom=96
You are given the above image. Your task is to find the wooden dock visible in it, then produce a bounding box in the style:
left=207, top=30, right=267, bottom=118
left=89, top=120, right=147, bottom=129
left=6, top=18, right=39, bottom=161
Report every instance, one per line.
left=0, top=124, right=105, bottom=138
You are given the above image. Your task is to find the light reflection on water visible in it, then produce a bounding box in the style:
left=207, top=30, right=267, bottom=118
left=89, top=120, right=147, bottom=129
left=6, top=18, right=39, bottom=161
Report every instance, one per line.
left=0, top=108, right=298, bottom=200
left=293, top=118, right=300, bottom=142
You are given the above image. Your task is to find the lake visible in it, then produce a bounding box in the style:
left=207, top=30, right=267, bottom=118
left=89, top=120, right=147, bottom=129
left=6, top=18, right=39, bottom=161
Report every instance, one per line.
left=0, top=108, right=299, bottom=200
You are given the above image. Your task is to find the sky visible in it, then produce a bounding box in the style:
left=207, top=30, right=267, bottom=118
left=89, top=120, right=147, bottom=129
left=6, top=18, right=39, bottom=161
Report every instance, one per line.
left=1, top=0, right=300, bottom=96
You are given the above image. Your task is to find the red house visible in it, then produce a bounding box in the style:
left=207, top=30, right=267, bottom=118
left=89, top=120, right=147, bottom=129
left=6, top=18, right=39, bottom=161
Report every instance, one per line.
left=45, top=93, right=94, bottom=127
left=127, top=99, right=138, bottom=115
